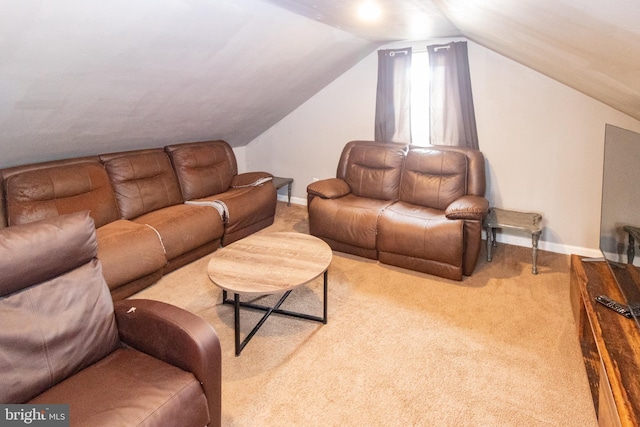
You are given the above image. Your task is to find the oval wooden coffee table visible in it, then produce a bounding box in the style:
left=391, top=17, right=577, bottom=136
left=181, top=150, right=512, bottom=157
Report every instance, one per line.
left=207, top=232, right=332, bottom=356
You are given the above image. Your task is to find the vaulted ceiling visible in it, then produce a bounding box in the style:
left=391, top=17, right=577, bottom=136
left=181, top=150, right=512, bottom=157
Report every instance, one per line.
left=1, top=0, right=639, bottom=168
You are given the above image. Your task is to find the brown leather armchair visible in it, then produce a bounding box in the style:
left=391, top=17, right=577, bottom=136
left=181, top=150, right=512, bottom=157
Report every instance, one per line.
left=0, top=212, right=222, bottom=426
left=307, top=141, right=489, bottom=280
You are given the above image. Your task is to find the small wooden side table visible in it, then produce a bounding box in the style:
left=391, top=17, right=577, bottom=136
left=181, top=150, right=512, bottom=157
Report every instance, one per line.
left=272, top=176, right=293, bottom=206
left=484, top=208, right=543, bottom=274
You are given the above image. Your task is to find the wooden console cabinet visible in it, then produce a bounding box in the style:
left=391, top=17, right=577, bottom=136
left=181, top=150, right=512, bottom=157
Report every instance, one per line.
left=569, top=255, right=640, bottom=427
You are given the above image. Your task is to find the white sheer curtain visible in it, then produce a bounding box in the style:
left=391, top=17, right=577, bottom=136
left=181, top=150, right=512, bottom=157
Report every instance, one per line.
left=374, top=48, right=412, bottom=143
left=428, top=41, right=479, bottom=149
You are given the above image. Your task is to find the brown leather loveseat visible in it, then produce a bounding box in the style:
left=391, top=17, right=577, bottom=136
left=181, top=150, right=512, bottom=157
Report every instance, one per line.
left=0, top=140, right=276, bottom=300
left=307, top=140, right=489, bottom=280
left=0, top=211, right=222, bottom=426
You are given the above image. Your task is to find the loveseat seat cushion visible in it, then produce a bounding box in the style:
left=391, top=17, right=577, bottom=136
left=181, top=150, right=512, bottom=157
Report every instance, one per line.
left=377, top=202, right=465, bottom=280
left=399, top=148, right=468, bottom=210
left=308, top=194, right=393, bottom=258
left=101, top=149, right=184, bottom=220
left=0, top=212, right=119, bottom=403
left=4, top=161, right=120, bottom=228
left=30, top=348, right=210, bottom=427
left=95, top=220, right=167, bottom=291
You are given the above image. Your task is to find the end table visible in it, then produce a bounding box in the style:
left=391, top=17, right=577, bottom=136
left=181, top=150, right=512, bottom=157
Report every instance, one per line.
left=485, top=208, right=543, bottom=274
left=272, top=176, right=293, bottom=206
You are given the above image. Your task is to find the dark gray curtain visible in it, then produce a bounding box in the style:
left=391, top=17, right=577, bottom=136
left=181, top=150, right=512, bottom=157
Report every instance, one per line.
left=428, top=42, right=479, bottom=149
left=374, top=48, right=412, bottom=143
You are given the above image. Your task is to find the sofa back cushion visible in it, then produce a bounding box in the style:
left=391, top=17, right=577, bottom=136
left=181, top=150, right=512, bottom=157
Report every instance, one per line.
left=165, top=140, right=237, bottom=200
left=400, top=148, right=468, bottom=210
left=338, top=141, right=407, bottom=200
left=4, top=162, right=120, bottom=228
left=101, top=149, right=184, bottom=219
left=0, top=212, right=119, bottom=403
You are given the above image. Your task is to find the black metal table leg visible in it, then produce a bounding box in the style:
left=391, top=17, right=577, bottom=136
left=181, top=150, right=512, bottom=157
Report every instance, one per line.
left=224, top=269, right=329, bottom=356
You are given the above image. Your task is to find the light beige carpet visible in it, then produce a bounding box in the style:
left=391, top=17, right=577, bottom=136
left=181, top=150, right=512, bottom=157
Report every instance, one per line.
left=134, top=202, right=598, bottom=427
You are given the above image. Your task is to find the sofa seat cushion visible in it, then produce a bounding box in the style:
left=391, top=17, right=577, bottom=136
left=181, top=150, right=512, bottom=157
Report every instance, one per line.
left=96, top=220, right=167, bottom=291
left=193, top=184, right=277, bottom=242
left=30, top=348, right=210, bottom=427
left=309, top=194, right=393, bottom=251
left=377, top=201, right=464, bottom=269
left=133, top=204, right=224, bottom=261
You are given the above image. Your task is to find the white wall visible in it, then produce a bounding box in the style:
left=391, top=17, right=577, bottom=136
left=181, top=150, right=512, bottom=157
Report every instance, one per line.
left=245, top=39, right=640, bottom=256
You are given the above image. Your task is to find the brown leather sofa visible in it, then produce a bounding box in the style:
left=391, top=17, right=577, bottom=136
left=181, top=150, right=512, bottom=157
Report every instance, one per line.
left=307, top=140, right=489, bottom=280
left=0, top=211, right=222, bottom=426
left=0, top=140, right=276, bottom=300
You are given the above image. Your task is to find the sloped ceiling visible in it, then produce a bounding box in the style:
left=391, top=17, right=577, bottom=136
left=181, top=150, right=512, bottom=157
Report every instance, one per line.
left=433, top=0, right=640, bottom=127
left=0, top=0, right=383, bottom=167
left=1, top=0, right=639, bottom=168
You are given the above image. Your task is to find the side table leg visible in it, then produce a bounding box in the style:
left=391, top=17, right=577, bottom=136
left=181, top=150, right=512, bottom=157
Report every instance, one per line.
left=287, top=183, right=292, bottom=206
left=532, top=231, right=541, bottom=275
left=486, top=226, right=494, bottom=262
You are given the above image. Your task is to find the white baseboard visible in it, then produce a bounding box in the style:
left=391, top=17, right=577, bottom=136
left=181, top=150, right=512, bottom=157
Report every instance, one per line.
left=277, top=194, right=307, bottom=206
left=279, top=196, right=602, bottom=258
left=483, top=232, right=601, bottom=258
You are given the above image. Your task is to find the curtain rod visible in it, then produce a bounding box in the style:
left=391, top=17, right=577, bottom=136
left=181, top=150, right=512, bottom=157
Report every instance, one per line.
left=388, top=46, right=450, bottom=55
left=383, top=44, right=451, bottom=55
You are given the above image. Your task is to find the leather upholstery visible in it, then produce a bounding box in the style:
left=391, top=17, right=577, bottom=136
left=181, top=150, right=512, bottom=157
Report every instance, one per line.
left=166, top=140, right=277, bottom=245
left=96, top=220, right=167, bottom=290
left=309, top=194, right=393, bottom=259
left=338, top=140, right=407, bottom=200
left=132, top=203, right=223, bottom=262
left=0, top=212, right=222, bottom=426
left=100, top=149, right=184, bottom=220
left=399, top=149, right=467, bottom=210
left=100, top=148, right=225, bottom=274
left=30, top=348, right=210, bottom=427
left=165, top=140, right=237, bottom=199
left=0, top=212, right=120, bottom=403
left=308, top=141, right=489, bottom=280
left=0, top=140, right=277, bottom=298
left=1, top=160, right=168, bottom=298
left=4, top=161, right=119, bottom=228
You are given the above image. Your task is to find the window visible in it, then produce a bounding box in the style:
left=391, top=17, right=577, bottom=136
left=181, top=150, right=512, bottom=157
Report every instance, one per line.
left=410, top=51, right=430, bottom=147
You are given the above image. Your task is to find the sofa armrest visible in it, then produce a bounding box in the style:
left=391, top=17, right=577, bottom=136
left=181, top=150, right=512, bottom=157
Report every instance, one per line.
left=114, top=299, right=222, bottom=427
left=445, top=195, right=489, bottom=220
left=231, top=171, right=273, bottom=188
left=307, top=178, right=351, bottom=199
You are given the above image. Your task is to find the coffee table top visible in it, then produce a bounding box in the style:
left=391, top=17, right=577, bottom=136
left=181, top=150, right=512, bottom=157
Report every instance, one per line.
left=207, top=232, right=332, bottom=295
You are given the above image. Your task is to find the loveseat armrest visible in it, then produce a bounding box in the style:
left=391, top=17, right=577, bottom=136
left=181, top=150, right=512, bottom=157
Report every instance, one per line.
left=114, top=299, right=222, bottom=427
left=307, top=178, right=351, bottom=200
left=445, top=195, right=489, bottom=220
left=231, top=171, right=273, bottom=188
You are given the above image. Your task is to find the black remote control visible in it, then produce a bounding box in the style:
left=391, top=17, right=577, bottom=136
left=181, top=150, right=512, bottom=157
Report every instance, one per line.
left=595, top=295, right=639, bottom=318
